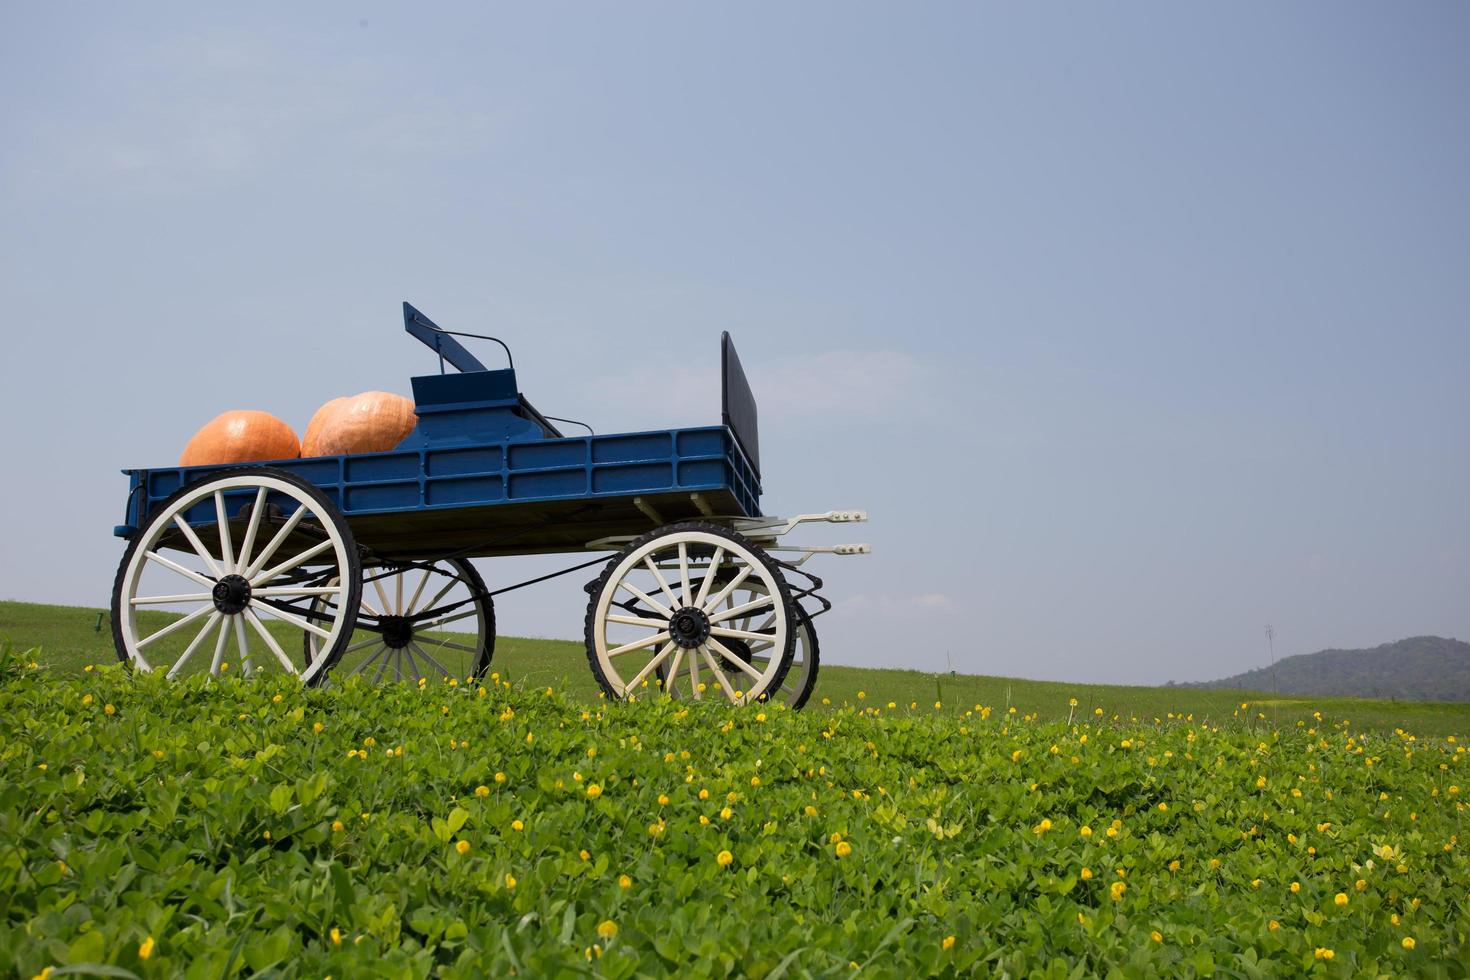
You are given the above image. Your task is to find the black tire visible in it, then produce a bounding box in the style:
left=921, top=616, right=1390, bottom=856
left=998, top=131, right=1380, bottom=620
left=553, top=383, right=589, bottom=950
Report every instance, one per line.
left=111, top=466, right=362, bottom=686
left=583, top=521, right=798, bottom=703
left=786, top=606, right=820, bottom=710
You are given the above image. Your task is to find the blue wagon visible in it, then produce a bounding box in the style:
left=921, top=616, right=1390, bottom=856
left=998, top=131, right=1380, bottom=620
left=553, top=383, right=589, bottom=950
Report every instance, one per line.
left=110, top=304, right=867, bottom=707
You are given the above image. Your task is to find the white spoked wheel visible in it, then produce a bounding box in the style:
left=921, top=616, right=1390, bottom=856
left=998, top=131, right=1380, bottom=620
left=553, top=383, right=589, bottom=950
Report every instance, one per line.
left=584, top=522, right=796, bottom=704
left=660, top=580, right=821, bottom=709
left=111, top=468, right=361, bottom=685
left=305, top=558, right=495, bottom=685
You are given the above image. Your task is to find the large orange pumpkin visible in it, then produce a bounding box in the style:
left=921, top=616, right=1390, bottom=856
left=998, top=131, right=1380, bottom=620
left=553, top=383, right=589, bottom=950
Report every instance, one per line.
left=302, top=391, right=418, bottom=457
left=180, top=410, right=302, bottom=466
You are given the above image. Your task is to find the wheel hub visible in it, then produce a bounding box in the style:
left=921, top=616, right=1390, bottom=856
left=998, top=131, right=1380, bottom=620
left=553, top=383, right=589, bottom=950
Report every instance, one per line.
left=211, top=574, right=252, bottom=615
left=379, top=615, right=414, bottom=650
left=670, top=606, right=711, bottom=649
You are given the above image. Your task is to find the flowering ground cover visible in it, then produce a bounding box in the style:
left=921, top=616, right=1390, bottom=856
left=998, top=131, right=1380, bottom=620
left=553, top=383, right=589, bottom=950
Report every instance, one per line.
left=2, top=647, right=1468, bottom=978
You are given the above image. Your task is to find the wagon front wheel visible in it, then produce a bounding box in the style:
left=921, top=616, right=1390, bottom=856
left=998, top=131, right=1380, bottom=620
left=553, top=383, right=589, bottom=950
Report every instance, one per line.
left=584, top=522, right=797, bottom=704
left=111, top=467, right=362, bottom=684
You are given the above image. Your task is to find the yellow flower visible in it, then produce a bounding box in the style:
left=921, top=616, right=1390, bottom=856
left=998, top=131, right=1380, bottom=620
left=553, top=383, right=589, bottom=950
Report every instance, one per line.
left=835, top=841, right=853, bottom=858
left=474, top=785, right=490, bottom=797
left=1402, top=937, right=1416, bottom=950
left=698, top=788, right=709, bottom=800
left=1157, top=802, right=1168, bottom=812
left=1080, top=867, right=1093, bottom=880
left=657, top=794, right=669, bottom=806
left=1079, top=825, right=1092, bottom=838
left=1355, top=879, right=1366, bottom=891
left=580, top=849, right=591, bottom=860
left=104, top=704, right=116, bottom=716
left=942, top=935, right=955, bottom=950
left=1151, top=931, right=1163, bottom=943
left=1168, top=860, right=1180, bottom=872
left=138, top=936, right=155, bottom=960
left=494, top=771, right=507, bottom=784
left=618, top=874, right=632, bottom=889
left=1290, top=882, right=1301, bottom=893
left=804, top=805, right=818, bottom=816
left=717, top=850, right=734, bottom=867
left=330, top=927, right=342, bottom=945
left=1334, top=892, right=1348, bottom=907
left=455, top=840, right=471, bottom=855
left=1268, top=920, right=1280, bottom=931
left=331, top=820, right=344, bottom=833
left=511, top=819, right=524, bottom=832
left=587, top=783, right=602, bottom=799
left=1094, top=707, right=1103, bottom=716
left=1033, top=818, right=1052, bottom=834
left=720, top=806, right=733, bottom=820
left=1109, top=881, right=1126, bottom=901
left=597, top=920, right=618, bottom=940
left=1314, top=948, right=1334, bottom=961
left=750, top=776, right=761, bottom=787
left=504, top=873, right=517, bottom=889
left=313, top=722, right=324, bottom=733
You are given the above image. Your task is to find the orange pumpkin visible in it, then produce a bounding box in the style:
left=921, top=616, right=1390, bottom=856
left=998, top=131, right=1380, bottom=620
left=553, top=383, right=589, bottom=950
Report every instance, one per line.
left=180, top=410, right=301, bottom=466
left=302, top=391, right=418, bottom=457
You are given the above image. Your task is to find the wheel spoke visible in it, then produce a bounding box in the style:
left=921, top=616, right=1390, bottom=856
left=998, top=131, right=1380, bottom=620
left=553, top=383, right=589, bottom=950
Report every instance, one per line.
left=665, top=648, right=685, bottom=696
left=693, top=547, right=724, bottom=608
left=707, top=635, right=765, bottom=683
left=130, top=592, right=213, bottom=605
left=373, top=647, right=394, bottom=684
left=135, top=603, right=214, bottom=650
left=699, top=646, right=740, bottom=703
left=252, top=539, right=335, bottom=587
left=688, top=647, right=702, bottom=699
left=236, top=487, right=268, bottom=573
left=616, top=580, right=673, bottom=620
left=429, top=639, right=480, bottom=654
left=643, top=557, right=681, bottom=610
left=607, top=614, right=670, bottom=629
left=243, top=506, right=307, bottom=579
left=244, top=608, right=300, bottom=674
left=702, top=566, right=753, bottom=615
left=406, top=568, right=432, bottom=615
left=165, top=611, right=223, bottom=679
left=343, top=636, right=383, bottom=654
left=143, top=550, right=216, bottom=588
left=409, top=640, right=453, bottom=679
left=172, top=516, right=224, bottom=579
left=607, top=631, right=671, bottom=658
left=708, top=594, right=776, bottom=625
left=677, top=543, right=692, bottom=607
left=207, top=615, right=230, bottom=676
left=214, top=491, right=236, bottom=573
left=253, top=586, right=344, bottom=597
left=622, top=640, right=677, bottom=695
left=255, top=600, right=334, bottom=640
left=346, top=644, right=389, bottom=678
left=401, top=644, right=422, bottom=683
left=412, top=609, right=479, bottom=630
left=710, top=626, right=777, bottom=644
left=232, top=614, right=252, bottom=674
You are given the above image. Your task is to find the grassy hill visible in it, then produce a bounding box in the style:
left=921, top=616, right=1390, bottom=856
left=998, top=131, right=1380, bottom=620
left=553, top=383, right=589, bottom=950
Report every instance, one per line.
left=4, top=599, right=1470, bottom=736
left=1185, top=635, right=1470, bottom=702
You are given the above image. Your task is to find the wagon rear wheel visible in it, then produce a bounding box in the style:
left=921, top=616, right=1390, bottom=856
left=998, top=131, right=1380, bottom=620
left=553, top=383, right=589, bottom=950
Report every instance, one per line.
left=305, top=558, right=495, bottom=685
left=584, top=522, right=797, bottom=704
left=111, top=467, right=361, bottom=685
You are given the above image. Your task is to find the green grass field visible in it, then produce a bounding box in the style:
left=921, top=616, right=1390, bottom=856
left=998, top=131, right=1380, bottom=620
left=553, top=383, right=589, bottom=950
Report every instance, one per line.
left=4, top=599, right=1468, bottom=737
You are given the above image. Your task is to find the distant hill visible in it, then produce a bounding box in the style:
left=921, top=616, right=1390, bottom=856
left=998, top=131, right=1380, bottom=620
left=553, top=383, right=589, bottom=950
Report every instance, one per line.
left=1183, top=636, right=1470, bottom=702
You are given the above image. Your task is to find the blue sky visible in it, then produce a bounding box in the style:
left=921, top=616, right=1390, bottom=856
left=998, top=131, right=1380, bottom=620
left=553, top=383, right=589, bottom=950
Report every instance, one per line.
left=1, top=3, right=1466, bottom=683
